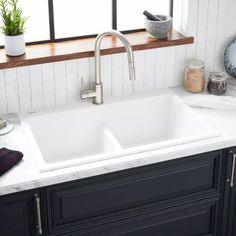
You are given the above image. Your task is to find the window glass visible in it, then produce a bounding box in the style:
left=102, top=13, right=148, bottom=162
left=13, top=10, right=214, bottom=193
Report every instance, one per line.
left=0, top=0, right=172, bottom=46
left=117, top=0, right=170, bottom=31
left=53, top=0, right=112, bottom=39
left=19, top=0, right=50, bottom=42
left=0, top=0, right=49, bottom=45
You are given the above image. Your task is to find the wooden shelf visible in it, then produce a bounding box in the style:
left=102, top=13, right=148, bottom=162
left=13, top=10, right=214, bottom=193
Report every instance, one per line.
left=0, top=30, right=193, bottom=69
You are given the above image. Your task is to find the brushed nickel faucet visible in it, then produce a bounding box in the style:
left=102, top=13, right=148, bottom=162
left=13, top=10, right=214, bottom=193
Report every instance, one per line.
left=80, top=30, right=136, bottom=105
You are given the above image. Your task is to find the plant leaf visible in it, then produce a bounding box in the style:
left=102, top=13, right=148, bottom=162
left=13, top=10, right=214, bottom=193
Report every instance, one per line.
left=0, top=0, right=28, bottom=35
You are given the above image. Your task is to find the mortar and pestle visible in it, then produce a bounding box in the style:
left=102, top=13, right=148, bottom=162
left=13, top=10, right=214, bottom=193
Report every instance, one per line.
left=143, top=10, right=172, bottom=39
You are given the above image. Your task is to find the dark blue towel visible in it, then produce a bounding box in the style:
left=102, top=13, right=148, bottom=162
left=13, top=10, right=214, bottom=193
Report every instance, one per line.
left=0, top=148, right=23, bottom=176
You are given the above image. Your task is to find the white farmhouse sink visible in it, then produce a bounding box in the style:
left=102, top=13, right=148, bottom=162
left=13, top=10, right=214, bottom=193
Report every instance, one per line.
left=20, top=90, right=219, bottom=172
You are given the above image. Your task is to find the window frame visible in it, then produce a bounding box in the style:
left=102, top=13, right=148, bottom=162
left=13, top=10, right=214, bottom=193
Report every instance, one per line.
left=0, top=0, right=174, bottom=47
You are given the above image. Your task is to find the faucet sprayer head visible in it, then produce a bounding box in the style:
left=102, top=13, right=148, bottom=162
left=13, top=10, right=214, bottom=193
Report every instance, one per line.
left=129, top=62, right=136, bottom=81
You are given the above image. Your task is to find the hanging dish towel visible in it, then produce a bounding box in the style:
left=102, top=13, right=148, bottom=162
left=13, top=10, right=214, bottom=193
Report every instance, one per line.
left=0, top=147, right=23, bottom=176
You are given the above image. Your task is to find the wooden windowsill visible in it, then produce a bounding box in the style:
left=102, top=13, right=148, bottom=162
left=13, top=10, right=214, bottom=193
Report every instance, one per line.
left=0, top=30, right=193, bottom=69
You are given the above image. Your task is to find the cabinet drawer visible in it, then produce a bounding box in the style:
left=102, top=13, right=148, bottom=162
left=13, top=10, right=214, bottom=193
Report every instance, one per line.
left=45, top=150, right=222, bottom=234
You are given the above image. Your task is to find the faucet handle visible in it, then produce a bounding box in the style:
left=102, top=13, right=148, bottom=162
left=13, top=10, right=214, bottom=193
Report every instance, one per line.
left=80, top=76, right=98, bottom=101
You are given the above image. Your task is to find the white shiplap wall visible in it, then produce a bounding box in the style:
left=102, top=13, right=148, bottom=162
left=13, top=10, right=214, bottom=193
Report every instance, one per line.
left=0, top=0, right=235, bottom=114
left=0, top=47, right=185, bottom=114
left=175, top=0, right=236, bottom=74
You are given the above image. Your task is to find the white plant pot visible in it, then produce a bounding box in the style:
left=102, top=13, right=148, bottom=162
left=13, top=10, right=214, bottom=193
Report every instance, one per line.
left=4, top=34, right=25, bottom=56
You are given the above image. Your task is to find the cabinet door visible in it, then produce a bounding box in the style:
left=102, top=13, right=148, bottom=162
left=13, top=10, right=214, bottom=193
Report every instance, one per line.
left=59, top=198, right=218, bottom=236
left=45, top=150, right=223, bottom=235
left=223, top=148, right=236, bottom=236
left=0, top=190, right=42, bottom=236
left=88, top=198, right=218, bottom=236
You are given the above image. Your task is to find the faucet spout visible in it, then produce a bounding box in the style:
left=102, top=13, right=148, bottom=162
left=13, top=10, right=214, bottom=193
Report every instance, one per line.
left=80, top=30, right=136, bottom=105
left=95, top=30, right=136, bottom=84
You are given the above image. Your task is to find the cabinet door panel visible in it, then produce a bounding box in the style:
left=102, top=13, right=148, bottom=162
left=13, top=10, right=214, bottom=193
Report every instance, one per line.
left=63, top=199, right=218, bottom=236
left=100, top=201, right=215, bottom=236
left=0, top=191, right=39, bottom=236
left=221, top=148, right=236, bottom=236
left=45, top=150, right=222, bottom=234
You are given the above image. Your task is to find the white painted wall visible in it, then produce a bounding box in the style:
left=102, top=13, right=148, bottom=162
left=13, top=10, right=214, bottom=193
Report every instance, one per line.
left=0, top=0, right=235, bottom=114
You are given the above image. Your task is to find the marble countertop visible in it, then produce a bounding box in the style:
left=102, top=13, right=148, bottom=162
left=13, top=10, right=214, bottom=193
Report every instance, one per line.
left=1, top=86, right=236, bottom=196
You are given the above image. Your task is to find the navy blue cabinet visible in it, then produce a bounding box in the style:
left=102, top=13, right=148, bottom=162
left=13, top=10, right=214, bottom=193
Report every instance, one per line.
left=0, top=190, right=42, bottom=236
left=221, top=148, right=236, bottom=236
left=0, top=149, right=228, bottom=236
left=44, top=150, right=224, bottom=236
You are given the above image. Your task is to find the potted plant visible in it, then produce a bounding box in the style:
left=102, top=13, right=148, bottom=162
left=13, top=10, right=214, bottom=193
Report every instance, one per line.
left=0, top=0, right=28, bottom=56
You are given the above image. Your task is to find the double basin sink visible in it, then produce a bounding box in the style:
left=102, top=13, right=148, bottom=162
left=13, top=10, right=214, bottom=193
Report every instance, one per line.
left=20, top=89, right=219, bottom=172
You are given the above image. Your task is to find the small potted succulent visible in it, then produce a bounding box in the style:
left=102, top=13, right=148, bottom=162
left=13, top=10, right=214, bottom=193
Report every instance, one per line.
left=0, top=0, right=28, bottom=56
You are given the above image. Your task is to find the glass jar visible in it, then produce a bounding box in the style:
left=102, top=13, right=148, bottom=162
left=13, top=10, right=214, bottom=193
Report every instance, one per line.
left=184, top=59, right=205, bottom=93
left=207, top=72, right=227, bottom=95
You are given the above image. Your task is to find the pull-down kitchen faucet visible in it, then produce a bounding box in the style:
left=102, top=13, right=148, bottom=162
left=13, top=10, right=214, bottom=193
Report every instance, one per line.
left=80, top=30, right=136, bottom=105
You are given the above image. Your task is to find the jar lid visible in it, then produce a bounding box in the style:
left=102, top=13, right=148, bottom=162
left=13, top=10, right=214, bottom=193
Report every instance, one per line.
left=209, top=72, right=227, bottom=82
left=186, top=59, right=205, bottom=69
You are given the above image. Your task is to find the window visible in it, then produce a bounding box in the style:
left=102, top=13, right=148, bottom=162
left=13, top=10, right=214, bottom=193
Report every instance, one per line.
left=117, top=0, right=171, bottom=31
left=0, top=0, right=50, bottom=45
left=0, top=0, right=173, bottom=46
left=53, top=0, right=112, bottom=39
